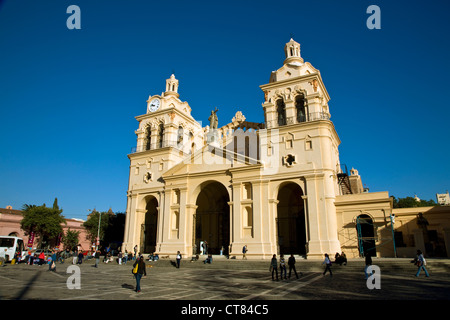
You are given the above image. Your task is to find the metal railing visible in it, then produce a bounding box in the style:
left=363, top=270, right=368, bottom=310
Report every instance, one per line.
left=266, top=112, right=331, bottom=129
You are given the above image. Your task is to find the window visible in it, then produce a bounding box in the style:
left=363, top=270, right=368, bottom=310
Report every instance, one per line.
left=158, top=123, right=165, bottom=148
left=145, top=126, right=152, bottom=150
left=285, top=154, right=295, bottom=166
left=0, top=238, right=14, bottom=247
left=277, top=99, right=286, bottom=126
left=177, top=126, right=184, bottom=147
left=295, top=95, right=307, bottom=123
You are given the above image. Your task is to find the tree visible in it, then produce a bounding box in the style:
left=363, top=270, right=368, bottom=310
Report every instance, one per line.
left=391, top=196, right=437, bottom=208
left=62, top=228, right=80, bottom=250
left=20, top=198, right=67, bottom=249
left=83, top=209, right=125, bottom=248
left=83, top=209, right=113, bottom=245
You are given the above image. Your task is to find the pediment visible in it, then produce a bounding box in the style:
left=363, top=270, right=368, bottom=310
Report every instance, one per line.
left=162, top=144, right=261, bottom=178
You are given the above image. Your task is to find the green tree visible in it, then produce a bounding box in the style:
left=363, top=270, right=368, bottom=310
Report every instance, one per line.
left=20, top=199, right=66, bottom=249
left=83, top=209, right=113, bottom=244
left=62, top=228, right=80, bottom=250
left=392, top=196, right=437, bottom=208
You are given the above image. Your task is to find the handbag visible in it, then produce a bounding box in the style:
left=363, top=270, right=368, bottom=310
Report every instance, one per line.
left=132, top=263, right=139, bottom=274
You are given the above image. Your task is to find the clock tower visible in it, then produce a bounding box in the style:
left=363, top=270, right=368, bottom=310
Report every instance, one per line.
left=124, top=74, right=203, bottom=254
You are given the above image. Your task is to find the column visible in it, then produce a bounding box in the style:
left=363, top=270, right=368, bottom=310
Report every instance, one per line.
left=230, top=182, right=241, bottom=256
left=185, top=204, right=198, bottom=256
left=156, top=191, right=166, bottom=253
left=122, top=191, right=135, bottom=253
left=304, top=175, right=322, bottom=257
left=269, top=198, right=279, bottom=255
left=284, top=98, right=295, bottom=125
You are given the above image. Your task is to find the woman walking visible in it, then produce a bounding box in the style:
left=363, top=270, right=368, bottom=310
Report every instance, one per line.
left=415, top=250, right=429, bottom=277
left=133, top=255, right=147, bottom=292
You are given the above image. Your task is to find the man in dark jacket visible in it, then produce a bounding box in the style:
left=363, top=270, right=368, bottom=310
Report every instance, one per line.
left=270, top=255, right=279, bottom=281
left=94, top=250, right=101, bottom=268
left=288, top=254, right=301, bottom=279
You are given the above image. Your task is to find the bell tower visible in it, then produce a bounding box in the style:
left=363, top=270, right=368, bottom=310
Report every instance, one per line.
left=261, top=38, right=331, bottom=129
left=259, top=39, right=342, bottom=258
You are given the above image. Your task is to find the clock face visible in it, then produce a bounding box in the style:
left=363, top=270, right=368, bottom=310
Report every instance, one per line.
left=148, top=99, right=160, bottom=112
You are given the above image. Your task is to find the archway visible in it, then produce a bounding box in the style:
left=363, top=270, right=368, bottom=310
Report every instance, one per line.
left=142, top=197, right=158, bottom=254
left=356, top=214, right=376, bottom=257
left=277, top=183, right=306, bottom=255
left=195, top=181, right=230, bottom=255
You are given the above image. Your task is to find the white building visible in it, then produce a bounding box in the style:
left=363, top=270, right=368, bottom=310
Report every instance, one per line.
left=122, top=39, right=394, bottom=259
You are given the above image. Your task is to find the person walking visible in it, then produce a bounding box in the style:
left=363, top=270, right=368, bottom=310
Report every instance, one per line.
left=242, top=245, right=248, bottom=260
left=415, top=250, right=430, bottom=277
left=48, top=250, right=56, bottom=272
left=176, top=251, right=182, bottom=268
left=133, top=255, right=147, bottom=293
left=322, top=253, right=332, bottom=276
left=77, top=250, right=83, bottom=264
left=204, top=241, right=208, bottom=255
left=280, top=254, right=287, bottom=280
left=270, top=254, right=279, bottom=281
left=364, top=253, right=372, bottom=280
left=288, top=254, right=300, bottom=279
left=94, top=250, right=101, bottom=268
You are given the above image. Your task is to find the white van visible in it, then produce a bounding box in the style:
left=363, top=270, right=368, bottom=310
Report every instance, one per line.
left=0, top=236, right=27, bottom=262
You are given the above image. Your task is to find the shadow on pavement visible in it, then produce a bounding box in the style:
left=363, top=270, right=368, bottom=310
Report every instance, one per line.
left=14, top=270, right=42, bottom=300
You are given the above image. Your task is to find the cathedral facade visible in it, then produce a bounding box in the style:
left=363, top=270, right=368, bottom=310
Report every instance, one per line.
left=122, top=39, right=394, bottom=259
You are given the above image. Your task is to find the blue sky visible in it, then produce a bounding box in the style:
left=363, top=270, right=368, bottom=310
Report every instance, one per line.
left=0, top=0, right=449, bottom=220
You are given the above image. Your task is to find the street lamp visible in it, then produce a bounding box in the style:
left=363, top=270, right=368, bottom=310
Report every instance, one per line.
left=96, top=211, right=101, bottom=251
left=88, top=208, right=101, bottom=251
left=390, top=214, right=397, bottom=258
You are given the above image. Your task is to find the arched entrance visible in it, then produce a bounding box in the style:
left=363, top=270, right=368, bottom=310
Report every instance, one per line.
left=277, top=183, right=306, bottom=255
left=141, top=197, right=158, bottom=254
left=194, top=181, right=230, bottom=255
left=356, top=214, right=376, bottom=257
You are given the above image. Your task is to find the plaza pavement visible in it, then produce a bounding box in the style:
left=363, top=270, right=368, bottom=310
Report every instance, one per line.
left=1, top=256, right=449, bottom=302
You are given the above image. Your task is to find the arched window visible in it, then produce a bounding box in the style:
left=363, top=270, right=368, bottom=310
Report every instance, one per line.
left=295, top=95, right=307, bottom=123
left=158, top=123, right=165, bottom=148
left=145, top=126, right=152, bottom=150
left=277, top=99, right=286, bottom=126
left=177, top=126, right=184, bottom=147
